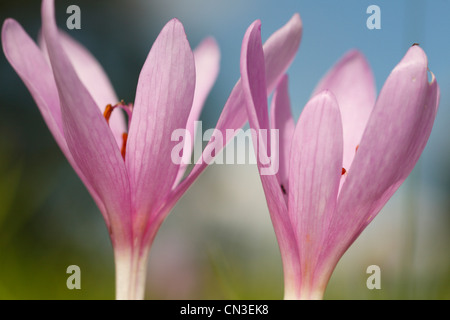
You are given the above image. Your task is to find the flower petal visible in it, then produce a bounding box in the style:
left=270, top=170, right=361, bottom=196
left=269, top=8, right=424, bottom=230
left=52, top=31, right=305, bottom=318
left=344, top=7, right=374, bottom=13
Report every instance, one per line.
left=191, top=37, right=220, bottom=126
left=288, top=91, right=343, bottom=294
left=125, top=18, right=195, bottom=225
left=241, top=21, right=270, bottom=134
left=241, top=20, right=301, bottom=298
left=270, top=74, right=295, bottom=198
left=162, top=13, right=303, bottom=220
left=2, top=19, right=65, bottom=153
left=312, top=50, right=376, bottom=172
left=42, top=0, right=131, bottom=244
left=39, top=30, right=126, bottom=149
left=263, top=13, right=303, bottom=94
left=174, top=37, right=220, bottom=186
left=326, top=46, right=440, bottom=271
left=1, top=18, right=108, bottom=221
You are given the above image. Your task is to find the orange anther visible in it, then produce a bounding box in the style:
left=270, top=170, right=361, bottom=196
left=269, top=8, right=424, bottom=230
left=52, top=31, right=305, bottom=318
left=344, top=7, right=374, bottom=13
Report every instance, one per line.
left=103, top=104, right=113, bottom=123
left=121, top=133, right=128, bottom=160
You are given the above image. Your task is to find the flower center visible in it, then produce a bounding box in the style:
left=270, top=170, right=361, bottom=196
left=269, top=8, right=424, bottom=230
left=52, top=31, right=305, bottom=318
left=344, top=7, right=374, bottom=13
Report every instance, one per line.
left=103, top=101, right=133, bottom=160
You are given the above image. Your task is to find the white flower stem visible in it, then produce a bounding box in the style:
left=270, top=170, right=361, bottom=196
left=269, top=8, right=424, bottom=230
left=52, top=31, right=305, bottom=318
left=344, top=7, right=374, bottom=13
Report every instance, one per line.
left=114, top=246, right=149, bottom=300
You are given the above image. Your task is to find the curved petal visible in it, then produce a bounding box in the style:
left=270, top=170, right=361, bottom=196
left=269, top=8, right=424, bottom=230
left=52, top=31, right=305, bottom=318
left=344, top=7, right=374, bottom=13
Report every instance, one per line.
left=163, top=13, right=303, bottom=220
left=263, top=13, right=303, bottom=94
left=1, top=18, right=108, bottom=221
left=3, top=19, right=64, bottom=151
left=241, top=21, right=269, bottom=135
left=241, top=20, right=301, bottom=299
left=288, top=91, right=343, bottom=298
left=312, top=50, right=376, bottom=172
left=126, top=18, right=195, bottom=229
left=39, top=30, right=126, bottom=148
left=42, top=0, right=131, bottom=244
left=174, top=37, right=220, bottom=186
left=191, top=37, right=220, bottom=124
left=325, top=45, right=440, bottom=272
left=270, top=74, right=295, bottom=199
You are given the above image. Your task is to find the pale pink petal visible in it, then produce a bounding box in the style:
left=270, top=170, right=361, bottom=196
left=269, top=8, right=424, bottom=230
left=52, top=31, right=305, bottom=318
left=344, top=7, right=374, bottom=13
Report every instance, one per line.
left=288, top=91, right=343, bottom=297
left=42, top=0, right=131, bottom=244
left=191, top=37, right=220, bottom=127
left=263, top=13, right=303, bottom=94
left=161, top=14, right=303, bottom=220
left=241, top=20, right=301, bottom=298
left=39, top=30, right=126, bottom=148
left=174, top=37, right=220, bottom=186
left=126, top=18, right=195, bottom=230
left=270, top=74, right=295, bottom=198
left=3, top=19, right=64, bottom=150
left=241, top=21, right=270, bottom=136
left=1, top=18, right=108, bottom=221
left=324, top=46, right=440, bottom=273
left=312, top=50, right=376, bottom=172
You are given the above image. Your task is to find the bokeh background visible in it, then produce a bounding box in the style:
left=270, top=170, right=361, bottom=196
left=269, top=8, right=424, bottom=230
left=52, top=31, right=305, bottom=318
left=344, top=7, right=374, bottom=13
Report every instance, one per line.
left=0, top=0, right=449, bottom=300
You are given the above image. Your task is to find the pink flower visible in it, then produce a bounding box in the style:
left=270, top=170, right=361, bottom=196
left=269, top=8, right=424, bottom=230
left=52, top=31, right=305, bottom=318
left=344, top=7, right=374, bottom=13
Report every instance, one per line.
left=240, top=19, right=440, bottom=299
left=2, top=0, right=301, bottom=299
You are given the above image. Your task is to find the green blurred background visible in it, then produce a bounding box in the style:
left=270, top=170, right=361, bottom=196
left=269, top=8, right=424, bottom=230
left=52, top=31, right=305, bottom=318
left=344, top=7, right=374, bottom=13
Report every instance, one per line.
left=0, top=0, right=449, bottom=299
